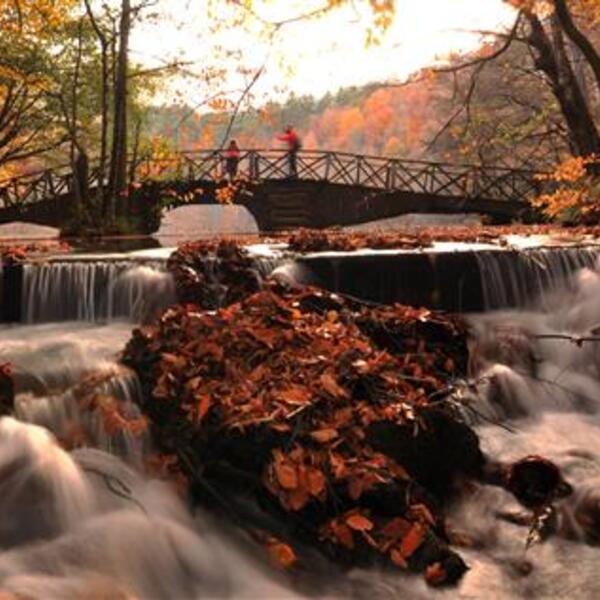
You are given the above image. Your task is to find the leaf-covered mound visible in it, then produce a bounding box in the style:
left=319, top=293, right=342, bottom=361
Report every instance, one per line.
left=123, top=284, right=481, bottom=587
left=167, top=240, right=264, bottom=309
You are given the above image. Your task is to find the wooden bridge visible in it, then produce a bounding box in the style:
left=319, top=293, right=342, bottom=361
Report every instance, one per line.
left=0, top=149, right=543, bottom=231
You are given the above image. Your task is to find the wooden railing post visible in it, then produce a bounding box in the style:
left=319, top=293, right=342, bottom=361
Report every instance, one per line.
left=249, top=151, right=258, bottom=180
left=186, top=159, right=194, bottom=181
left=385, top=161, right=392, bottom=189
left=324, top=152, right=332, bottom=181
left=355, top=156, right=362, bottom=185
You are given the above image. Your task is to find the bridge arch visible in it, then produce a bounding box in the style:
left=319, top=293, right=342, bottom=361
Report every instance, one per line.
left=157, top=204, right=259, bottom=241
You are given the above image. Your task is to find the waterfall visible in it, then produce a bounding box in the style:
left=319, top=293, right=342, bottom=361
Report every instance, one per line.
left=21, top=259, right=176, bottom=323
left=475, top=247, right=600, bottom=310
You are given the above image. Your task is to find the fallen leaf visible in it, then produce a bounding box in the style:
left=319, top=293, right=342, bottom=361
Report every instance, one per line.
left=399, top=523, right=425, bottom=559
left=265, top=539, right=297, bottom=569
left=310, top=428, right=339, bottom=443
left=287, top=487, right=310, bottom=510
left=332, top=522, right=355, bottom=549
left=320, top=372, right=349, bottom=400
left=346, top=513, right=374, bottom=532
left=274, top=462, right=298, bottom=490
left=390, top=547, right=408, bottom=568
left=306, top=467, right=326, bottom=497
left=278, top=385, right=312, bottom=406
left=425, top=562, right=447, bottom=586
left=197, top=394, right=212, bottom=422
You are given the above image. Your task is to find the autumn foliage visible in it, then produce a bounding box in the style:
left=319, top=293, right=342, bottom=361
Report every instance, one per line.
left=533, top=155, right=600, bottom=222
left=123, top=240, right=481, bottom=586
left=0, top=240, right=71, bottom=266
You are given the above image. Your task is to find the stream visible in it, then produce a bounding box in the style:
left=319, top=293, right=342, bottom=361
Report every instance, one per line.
left=1, top=244, right=600, bottom=598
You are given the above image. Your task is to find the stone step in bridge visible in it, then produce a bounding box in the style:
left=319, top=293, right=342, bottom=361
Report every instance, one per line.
left=0, top=149, right=544, bottom=231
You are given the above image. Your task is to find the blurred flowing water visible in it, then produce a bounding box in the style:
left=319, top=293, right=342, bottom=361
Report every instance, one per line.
left=1, top=246, right=600, bottom=597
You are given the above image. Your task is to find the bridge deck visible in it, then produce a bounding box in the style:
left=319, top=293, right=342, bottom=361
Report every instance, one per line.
left=0, top=149, right=542, bottom=214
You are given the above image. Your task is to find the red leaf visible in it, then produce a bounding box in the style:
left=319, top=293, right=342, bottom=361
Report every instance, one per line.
left=425, top=562, right=447, bottom=586
left=399, top=523, right=426, bottom=559
left=197, top=394, right=212, bottom=422
left=346, top=513, right=374, bottom=532
left=267, top=541, right=298, bottom=569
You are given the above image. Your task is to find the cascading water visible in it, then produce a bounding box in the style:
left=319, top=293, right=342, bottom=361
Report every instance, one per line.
left=475, top=246, right=600, bottom=310
left=5, top=241, right=600, bottom=598
left=435, top=257, right=600, bottom=598
left=0, top=253, right=311, bottom=598
left=21, top=259, right=176, bottom=323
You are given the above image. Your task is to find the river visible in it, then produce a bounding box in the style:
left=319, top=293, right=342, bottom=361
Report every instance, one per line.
left=1, top=242, right=600, bottom=598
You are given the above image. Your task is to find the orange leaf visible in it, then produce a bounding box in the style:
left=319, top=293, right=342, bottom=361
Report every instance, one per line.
left=274, top=462, right=298, bottom=490
left=329, top=452, right=347, bottom=478
left=197, top=394, right=211, bottom=422
left=381, top=517, right=411, bottom=540
left=399, top=523, right=425, bottom=559
left=346, top=513, right=374, bottom=532
left=319, top=372, right=349, bottom=400
left=390, top=547, right=408, bottom=568
left=278, top=385, right=312, bottom=406
left=267, top=541, right=298, bottom=569
left=332, top=522, right=355, bottom=549
left=310, top=428, right=339, bottom=443
left=425, top=562, right=447, bottom=586
left=287, top=487, right=310, bottom=511
left=306, top=467, right=326, bottom=497
left=348, top=477, right=365, bottom=501
left=270, top=422, right=292, bottom=433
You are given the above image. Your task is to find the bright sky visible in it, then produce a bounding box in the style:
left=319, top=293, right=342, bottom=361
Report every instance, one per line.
left=129, top=0, right=517, bottom=109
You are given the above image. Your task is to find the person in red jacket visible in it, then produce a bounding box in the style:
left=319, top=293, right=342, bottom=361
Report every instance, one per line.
left=223, top=140, right=240, bottom=181
left=277, top=126, right=301, bottom=178
left=223, top=140, right=241, bottom=180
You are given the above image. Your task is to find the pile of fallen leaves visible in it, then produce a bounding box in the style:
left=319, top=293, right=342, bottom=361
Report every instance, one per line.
left=123, top=282, right=479, bottom=586
left=285, top=225, right=600, bottom=253
left=287, top=229, right=434, bottom=252
left=0, top=240, right=71, bottom=266
left=167, top=240, right=263, bottom=309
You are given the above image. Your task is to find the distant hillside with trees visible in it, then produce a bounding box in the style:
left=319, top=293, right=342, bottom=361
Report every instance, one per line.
left=146, top=31, right=570, bottom=172
left=146, top=79, right=457, bottom=162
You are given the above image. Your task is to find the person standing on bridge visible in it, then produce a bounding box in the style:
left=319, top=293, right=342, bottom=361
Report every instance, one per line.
left=277, top=125, right=301, bottom=178
left=224, top=140, right=241, bottom=180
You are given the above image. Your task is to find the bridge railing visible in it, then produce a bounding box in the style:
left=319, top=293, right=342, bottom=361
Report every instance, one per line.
left=0, top=148, right=543, bottom=210
left=129, top=149, right=542, bottom=201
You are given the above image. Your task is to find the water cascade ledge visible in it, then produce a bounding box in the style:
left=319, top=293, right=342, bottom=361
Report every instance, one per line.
left=1, top=250, right=285, bottom=324
left=3, top=245, right=600, bottom=323
left=1, top=258, right=176, bottom=324
left=288, top=246, right=600, bottom=311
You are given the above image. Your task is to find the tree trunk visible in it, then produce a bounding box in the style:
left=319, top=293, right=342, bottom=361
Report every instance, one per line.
left=526, top=13, right=600, bottom=157
left=83, top=0, right=110, bottom=219
left=553, top=0, right=600, bottom=95
left=108, top=0, right=131, bottom=221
